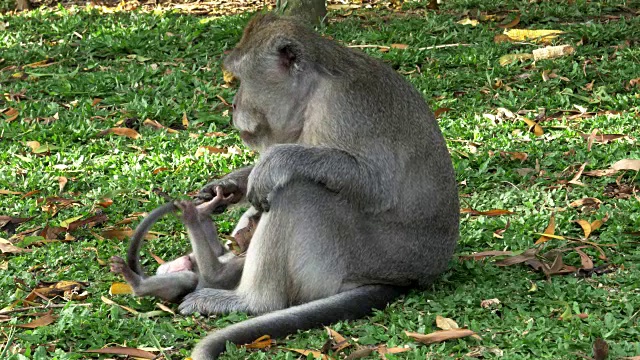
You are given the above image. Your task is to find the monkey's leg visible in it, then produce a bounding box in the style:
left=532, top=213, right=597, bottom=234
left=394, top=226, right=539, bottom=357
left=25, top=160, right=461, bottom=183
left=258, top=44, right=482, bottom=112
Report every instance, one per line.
left=110, top=256, right=197, bottom=302
left=176, top=200, right=244, bottom=290
left=179, top=182, right=350, bottom=316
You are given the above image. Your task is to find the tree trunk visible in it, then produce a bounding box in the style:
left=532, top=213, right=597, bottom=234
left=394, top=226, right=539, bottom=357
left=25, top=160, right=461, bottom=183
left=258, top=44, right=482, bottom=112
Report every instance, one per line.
left=15, top=0, right=32, bottom=11
left=278, top=0, right=326, bottom=26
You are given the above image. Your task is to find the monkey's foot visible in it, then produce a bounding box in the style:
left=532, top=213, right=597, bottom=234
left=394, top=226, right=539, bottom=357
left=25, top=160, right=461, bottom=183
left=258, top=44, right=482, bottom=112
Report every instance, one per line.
left=109, top=256, right=140, bottom=286
left=178, top=288, right=250, bottom=316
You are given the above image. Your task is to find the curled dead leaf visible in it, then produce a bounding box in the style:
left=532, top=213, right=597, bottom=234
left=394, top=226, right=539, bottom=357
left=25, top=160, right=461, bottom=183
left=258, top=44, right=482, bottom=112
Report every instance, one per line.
left=16, top=310, right=57, bottom=328
left=243, top=335, right=274, bottom=350
left=98, top=127, right=141, bottom=139
left=534, top=214, right=556, bottom=245
left=436, top=315, right=459, bottom=330
left=84, top=346, right=156, bottom=359
left=405, top=329, right=478, bottom=345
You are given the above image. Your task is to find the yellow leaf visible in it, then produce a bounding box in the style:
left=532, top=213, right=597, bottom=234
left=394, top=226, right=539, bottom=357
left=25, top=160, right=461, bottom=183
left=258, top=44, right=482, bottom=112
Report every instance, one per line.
left=390, top=43, right=409, bottom=50
left=522, top=118, right=544, bottom=136
left=499, top=53, right=534, bottom=66
left=535, top=214, right=556, bottom=244
left=182, top=112, right=189, bottom=128
left=503, top=29, right=564, bottom=44
left=60, top=215, right=83, bottom=229
left=243, top=335, right=274, bottom=350
left=457, top=18, right=479, bottom=26
left=575, top=219, right=592, bottom=239
left=109, top=282, right=133, bottom=295
left=436, top=315, right=459, bottom=330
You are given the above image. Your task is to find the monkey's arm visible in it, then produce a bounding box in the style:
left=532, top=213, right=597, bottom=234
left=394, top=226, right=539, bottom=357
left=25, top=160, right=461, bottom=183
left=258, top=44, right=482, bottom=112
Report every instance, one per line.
left=195, top=166, right=253, bottom=204
left=247, top=144, right=395, bottom=213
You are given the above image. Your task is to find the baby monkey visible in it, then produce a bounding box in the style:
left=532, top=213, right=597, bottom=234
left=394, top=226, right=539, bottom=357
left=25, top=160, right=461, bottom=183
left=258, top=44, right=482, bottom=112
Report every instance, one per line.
left=110, top=187, right=244, bottom=303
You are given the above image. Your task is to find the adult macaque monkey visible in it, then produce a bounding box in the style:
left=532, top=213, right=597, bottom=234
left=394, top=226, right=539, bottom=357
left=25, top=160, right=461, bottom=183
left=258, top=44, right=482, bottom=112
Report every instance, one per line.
left=109, top=187, right=244, bottom=302
left=188, top=13, right=459, bottom=359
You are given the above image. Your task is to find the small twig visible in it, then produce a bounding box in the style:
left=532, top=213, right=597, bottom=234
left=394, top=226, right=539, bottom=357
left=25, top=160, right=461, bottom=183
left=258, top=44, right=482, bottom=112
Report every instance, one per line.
left=0, top=303, right=91, bottom=315
left=347, top=43, right=470, bottom=51
left=417, top=43, right=470, bottom=50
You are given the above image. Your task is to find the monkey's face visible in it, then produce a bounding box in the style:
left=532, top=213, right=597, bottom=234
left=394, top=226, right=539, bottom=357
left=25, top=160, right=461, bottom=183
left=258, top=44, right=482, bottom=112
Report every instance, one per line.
left=224, top=35, right=311, bottom=152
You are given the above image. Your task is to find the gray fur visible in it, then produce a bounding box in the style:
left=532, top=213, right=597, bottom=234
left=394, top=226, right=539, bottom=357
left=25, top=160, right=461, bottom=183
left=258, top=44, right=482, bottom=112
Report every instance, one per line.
left=110, top=190, right=244, bottom=303
left=191, top=12, right=459, bottom=359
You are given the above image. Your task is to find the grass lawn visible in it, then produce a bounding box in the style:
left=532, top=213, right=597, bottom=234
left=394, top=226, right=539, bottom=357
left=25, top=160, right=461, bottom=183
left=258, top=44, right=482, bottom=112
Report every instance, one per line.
left=1, top=0, right=639, bottom=358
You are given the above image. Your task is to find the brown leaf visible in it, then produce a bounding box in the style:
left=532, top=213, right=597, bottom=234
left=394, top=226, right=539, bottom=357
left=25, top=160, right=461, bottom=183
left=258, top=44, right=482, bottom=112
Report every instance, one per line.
left=101, top=228, right=134, bottom=240
left=195, top=146, right=226, bottom=157
left=535, top=214, right=556, bottom=245
left=3, top=107, right=19, bottom=122
left=28, top=280, right=89, bottom=301
left=568, top=162, right=587, bottom=186
left=574, top=248, right=594, bottom=270
left=580, top=132, right=625, bottom=145
left=326, top=327, right=351, bottom=352
left=460, top=208, right=515, bottom=216
left=497, top=13, right=520, bottom=28
left=152, top=167, right=170, bottom=174
left=405, top=329, right=478, bottom=345
left=98, top=127, right=141, bottom=139
left=0, top=242, right=31, bottom=254
left=377, top=346, right=411, bottom=355
left=0, top=189, right=23, bottom=195
left=97, top=198, right=113, bottom=208
left=569, top=197, right=602, bottom=209
left=434, top=107, right=452, bottom=118
left=611, top=159, right=640, bottom=171
left=16, top=310, right=57, bottom=328
left=91, top=98, right=103, bottom=107
left=427, top=0, right=438, bottom=10
left=345, top=347, right=375, bottom=360
left=285, top=348, right=331, bottom=359
left=459, top=250, right=514, bottom=261
left=495, top=248, right=538, bottom=266
left=58, top=176, right=68, bottom=193
left=84, top=346, right=156, bottom=359
left=143, top=118, right=179, bottom=134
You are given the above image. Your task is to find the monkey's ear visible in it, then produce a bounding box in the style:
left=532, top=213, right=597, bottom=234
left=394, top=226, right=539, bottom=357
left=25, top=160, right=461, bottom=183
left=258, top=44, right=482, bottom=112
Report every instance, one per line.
left=274, top=38, right=303, bottom=73
left=223, top=51, right=243, bottom=75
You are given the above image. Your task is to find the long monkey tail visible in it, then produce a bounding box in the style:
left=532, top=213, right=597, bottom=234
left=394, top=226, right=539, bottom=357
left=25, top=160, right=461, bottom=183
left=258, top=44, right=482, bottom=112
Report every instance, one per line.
left=190, top=285, right=406, bottom=360
left=126, top=202, right=178, bottom=277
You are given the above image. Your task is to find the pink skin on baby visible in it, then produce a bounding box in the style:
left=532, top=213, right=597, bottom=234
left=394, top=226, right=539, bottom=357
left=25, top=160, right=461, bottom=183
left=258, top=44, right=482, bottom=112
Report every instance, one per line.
left=156, top=255, right=193, bottom=274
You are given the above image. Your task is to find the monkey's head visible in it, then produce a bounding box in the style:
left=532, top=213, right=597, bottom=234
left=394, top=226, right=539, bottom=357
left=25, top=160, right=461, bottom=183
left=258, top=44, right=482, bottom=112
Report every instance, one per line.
left=223, top=13, right=319, bottom=152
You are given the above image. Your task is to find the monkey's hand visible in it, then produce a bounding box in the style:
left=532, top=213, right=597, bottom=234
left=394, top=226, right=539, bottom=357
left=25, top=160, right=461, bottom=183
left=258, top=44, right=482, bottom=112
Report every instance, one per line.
left=194, top=166, right=253, bottom=207
left=246, top=152, right=288, bottom=212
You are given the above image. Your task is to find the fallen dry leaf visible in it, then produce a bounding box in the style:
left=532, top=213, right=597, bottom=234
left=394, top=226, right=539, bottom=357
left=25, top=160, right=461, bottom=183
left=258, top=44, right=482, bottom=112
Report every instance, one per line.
left=457, top=18, right=479, bottom=26
left=27, top=280, right=89, bottom=301
left=285, top=348, right=331, bottom=359
left=243, top=335, right=274, bottom=350
left=480, top=298, right=501, bottom=308
left=98, top=127, right=141, bottom=139
left=574, top=248, right=594, bottom=270
left=109, top=282, right=133, bottom=295
left=143, top=118, right=179, bottom=134
left=405, top=329, right=478, bottom=345
left=535, top=214, right=556, bottom=245
left=195, top=146, right=226, bottom=157
left=327, top=327, right=351, bottom=352
left=522, top=118, right=544, bottom=136
left=0, top=189, right=23, bottom=195
left=390, top=43, right=409, bottom=50
left=16, top=310, right=57, bottom=328
left=499, top=53, right=534, bottom=66
left=377, top=346, right=411, bottom=355
left=495, top=248, right=538, bottom=266
left=575, top=219, right=593, bottom=238
left=101, top=296, right=139, bottom=315
left=84, top=346, right=156, bottom=359
left=0, top=242, right=31, bottom=254
left=497, top=13, right=520, bottom=28
left=436, top=315, right=459, bottom=330
left=460, top=250, right=514, bottom=261
left=611, top=159, right=640, bottom=171
left=503, top=29, right=564, bottom=44
left=460, top=208, right=515, bottom=216
left=434, top=107, right=452, bottom=118
left=569, top=197, right=602, bottom=209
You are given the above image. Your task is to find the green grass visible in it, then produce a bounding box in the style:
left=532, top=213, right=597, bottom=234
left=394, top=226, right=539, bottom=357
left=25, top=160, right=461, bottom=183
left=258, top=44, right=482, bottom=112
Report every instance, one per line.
left=1, top=0, right=639, bottom=359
